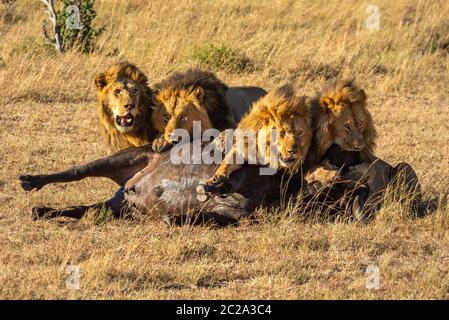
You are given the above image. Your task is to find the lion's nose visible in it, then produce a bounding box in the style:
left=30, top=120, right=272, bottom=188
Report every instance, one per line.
left=353, top=141, right=365, bottom=150
left=124, top=103, right=135, bottom=110
left=286, top=147, right=298, bottom=155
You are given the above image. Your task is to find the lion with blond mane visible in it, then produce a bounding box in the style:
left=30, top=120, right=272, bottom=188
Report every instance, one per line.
left=199, top=84, right=313, bottom=189
left=305, top=79, right=421, bottom=221
left=94, top=62, right=156, bottom=153
left=305, top=79, right=377, bottom=183
left=309, top=79, right=376, bottom=163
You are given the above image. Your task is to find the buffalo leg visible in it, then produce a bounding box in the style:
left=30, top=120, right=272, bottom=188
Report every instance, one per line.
left=390, top=162, right=423, bottom=216
left=32, top=204, right=101, bottom=220
left=19, top=145, right=153, bottom=191
left=390, top=162, right=421, bottom=196
left=31, top=188, right=127, bottom=220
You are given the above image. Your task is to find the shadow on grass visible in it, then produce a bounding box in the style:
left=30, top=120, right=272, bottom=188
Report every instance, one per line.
left=2, top=90, right=94, bottom=105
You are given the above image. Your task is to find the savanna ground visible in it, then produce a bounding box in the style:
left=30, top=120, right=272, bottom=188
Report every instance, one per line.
left=0, top=0, right=448, bottom=299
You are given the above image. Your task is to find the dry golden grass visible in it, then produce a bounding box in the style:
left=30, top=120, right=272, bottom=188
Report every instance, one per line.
left=0, top=0, right=448, bottom=299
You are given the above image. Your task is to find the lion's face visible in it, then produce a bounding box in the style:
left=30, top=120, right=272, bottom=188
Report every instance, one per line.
left=152, top=87, right=213, bottom=143
left=320, top=96, right=368, bottom=152
left=95, top=63, right=150, bottom=134
left=331, top=102, right=366, bottom=151
left=274, top=116, right=313, bottom=169
left=255, top=92, right=312, bottom=170
left=104, top=80, right=145, bottom=132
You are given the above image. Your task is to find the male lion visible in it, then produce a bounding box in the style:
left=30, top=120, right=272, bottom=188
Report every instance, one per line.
left=307, top=79, right=376, bottom=165
left=305, top=79, right=421, bottom=221
left=199, top=84, right=313, bottom=189
left=151, top=68, right=231, bottom=151
left=151, top=68, right=267, bottom=152
left=94, top=62, right=156, bottom=153
left=304, top=79, right=377, bottom=185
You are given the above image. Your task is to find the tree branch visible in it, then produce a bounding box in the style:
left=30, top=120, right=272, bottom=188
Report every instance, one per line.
left=41, top=20, right=53, bottom=43
left=39, top=0, right=63, bottom=52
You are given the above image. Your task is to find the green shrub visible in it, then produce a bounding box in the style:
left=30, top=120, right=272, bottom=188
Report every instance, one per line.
left=90, top=205, right=114, bottom=225
left=41, top=0, right=105, bottom=53
left=189, top=43, right=253, bottom=73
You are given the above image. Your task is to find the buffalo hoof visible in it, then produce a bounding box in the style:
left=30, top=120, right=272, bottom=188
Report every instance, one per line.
left=19, top=175, right=43, bottom=191
left=197, top=180, right=226, bottom=194
left=162, top=214, right=186, bottom=226
left=195, top=184, right=212, bottom=202
left=197, top=182, right=226, bottom=201
left=196, top=193, right=209, bottom=202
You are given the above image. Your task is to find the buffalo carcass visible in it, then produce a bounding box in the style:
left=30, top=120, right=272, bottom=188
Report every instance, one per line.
left=19, top=143, right=306, bottom=227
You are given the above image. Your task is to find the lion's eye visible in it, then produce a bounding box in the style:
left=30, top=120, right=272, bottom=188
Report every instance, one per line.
left=345, top=123, right=351, bottom=131
left=180, top=114, right=187, bottom=122
left=279, top=130, right=286, bottom=137
left=163, top=113, right=170, bottom=123
left=114, top=89, right=121, bottom=95
left=297, top=130, right=304, bottom=137
left=131, top=88, right=138, bottom=94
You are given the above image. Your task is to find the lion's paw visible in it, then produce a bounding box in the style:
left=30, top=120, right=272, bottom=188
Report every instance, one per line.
left=152, top=137, right=172, bottom=153
left=196, top=175, right=227, bottom=196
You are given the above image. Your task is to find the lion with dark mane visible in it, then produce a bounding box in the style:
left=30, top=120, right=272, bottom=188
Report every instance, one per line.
left=94, top=62, right=156, bottom=153
left=151, top=68, right=236, bottom=151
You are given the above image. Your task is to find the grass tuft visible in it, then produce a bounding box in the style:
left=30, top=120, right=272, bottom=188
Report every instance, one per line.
left=188, top=43, right=253, bottom=73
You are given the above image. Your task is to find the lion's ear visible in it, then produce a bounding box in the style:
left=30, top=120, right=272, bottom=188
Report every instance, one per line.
left=95, top=73, right=107, bottom=90
left=150, top=92, right=162, bottom=110
left=356, top=89, right=367, bottom=104
left=320, top=96, right=342, bottom=113
left=319, top=96, right=334, bottom=109
left=191, top=86, right=205, bottom=102
left=133, top=71, right=149, bottom=86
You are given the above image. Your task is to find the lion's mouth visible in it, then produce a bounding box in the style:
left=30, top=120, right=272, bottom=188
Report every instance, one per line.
left=279, top=155, right=300, bottom=167
left=116, top=114, right=134, bottom=127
